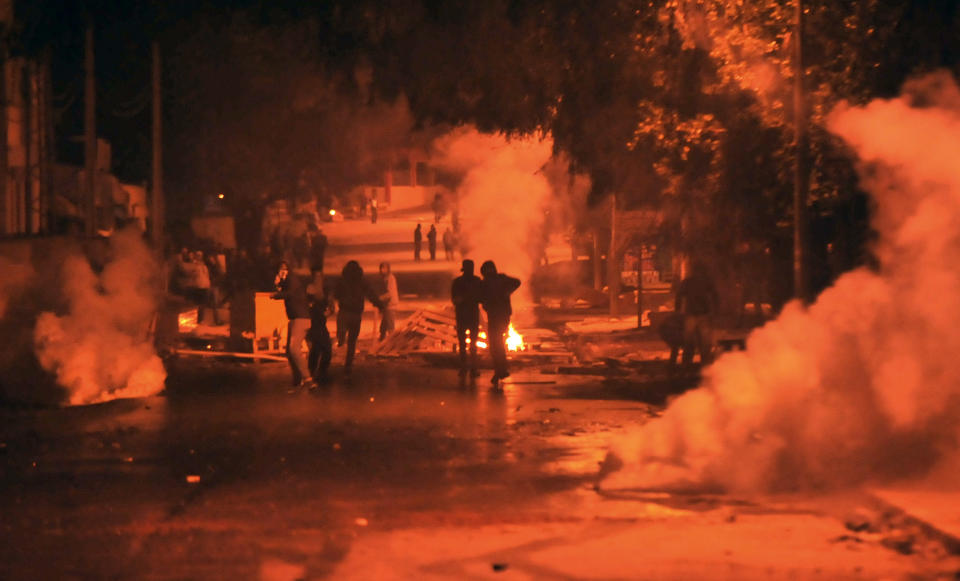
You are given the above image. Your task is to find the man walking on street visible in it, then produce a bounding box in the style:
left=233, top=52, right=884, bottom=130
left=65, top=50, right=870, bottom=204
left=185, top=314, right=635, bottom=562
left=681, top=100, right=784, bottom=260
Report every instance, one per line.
left=451, top=259, right=483, bottom=378
left=427, top=224, right=438, bottom=261
left=413, top=224, right=422, bottom=262
left=480, top=260, right=521, bottom=387
left=334, top=260, right=385, bottom=376
left=272, top=261, right=314, bottom=390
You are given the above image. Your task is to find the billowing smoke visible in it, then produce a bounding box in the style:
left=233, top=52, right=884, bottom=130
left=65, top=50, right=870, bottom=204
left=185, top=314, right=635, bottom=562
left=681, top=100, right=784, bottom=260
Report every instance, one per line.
left=604, top=71, right=960, bottom=493
left=431, top=127, right=554, bottom=311
left=33, top=228, right=167, bottom=405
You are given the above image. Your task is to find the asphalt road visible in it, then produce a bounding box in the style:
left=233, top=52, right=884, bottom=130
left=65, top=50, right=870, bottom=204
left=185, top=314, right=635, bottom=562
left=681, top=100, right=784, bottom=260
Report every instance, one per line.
left=0, top=357, right=950, bottom=580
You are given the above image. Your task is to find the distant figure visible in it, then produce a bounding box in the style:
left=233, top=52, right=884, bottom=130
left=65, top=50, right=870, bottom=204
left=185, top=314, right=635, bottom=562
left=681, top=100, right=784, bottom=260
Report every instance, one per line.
left=427, top=224, right=438, bottom=261
left=310, top=226, right=327, bottom=274
left=191, top=251, right=216, bottom=325
left=442, top=227, right=456, bottom=261
left=432, top=192, right=444, bottom=223
left=675, top=260, right=719, bottom=365
left=334, top=260, right=385, bottom=375
left=451, top=259, right=483, bottom=378
left=306, top=276, right=333, bottom=383
left=272, top=260, right=314, bottom=390
left=413, top=224, right=422, bottom=262
left=370, top=199, right=378, bottom=224
left=378, top=262, right=400, bottom=341
left=480, top=260, right=521, bottom=386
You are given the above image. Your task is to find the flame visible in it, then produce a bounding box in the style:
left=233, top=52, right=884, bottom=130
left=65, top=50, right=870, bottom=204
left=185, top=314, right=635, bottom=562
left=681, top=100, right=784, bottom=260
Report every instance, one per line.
left=506, top=323, right=525, bottom=352
left=178, top=308, right=198, bottom=333
left=470, top=326, right=524, bottom=351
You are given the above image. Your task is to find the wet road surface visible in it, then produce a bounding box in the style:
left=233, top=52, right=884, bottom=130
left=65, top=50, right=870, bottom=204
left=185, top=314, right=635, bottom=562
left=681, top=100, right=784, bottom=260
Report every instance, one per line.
left=0, top=358, right=948, bottom=579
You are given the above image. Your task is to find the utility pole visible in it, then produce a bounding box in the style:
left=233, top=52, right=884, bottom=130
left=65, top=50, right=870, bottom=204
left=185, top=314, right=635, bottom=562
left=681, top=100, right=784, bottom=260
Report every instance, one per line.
left=792, top=0, right=809, bottom=301
left=151, top=41, right=164, bottom=249
left=84, top=19, right=97, bottom=236
left=608, top=193, right=619, bottom=315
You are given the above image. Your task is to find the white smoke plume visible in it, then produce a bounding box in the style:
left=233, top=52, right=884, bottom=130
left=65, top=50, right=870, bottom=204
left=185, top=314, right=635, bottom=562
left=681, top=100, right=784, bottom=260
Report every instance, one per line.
left=34, top=228, right=167, bottom=406
left=605, top=71, right=960, bottom=493
left=431, top=127, right=554, bottom=311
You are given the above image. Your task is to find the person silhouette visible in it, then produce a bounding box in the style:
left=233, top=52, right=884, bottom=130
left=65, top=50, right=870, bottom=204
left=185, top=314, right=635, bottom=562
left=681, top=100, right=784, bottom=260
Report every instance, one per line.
left=413, top=224, right=422, bottom=262
left=479, top=260, right=520, bottom=387
left=451, top=259, right=483, bottom=378
left=427, top=224, right=438, bottom=261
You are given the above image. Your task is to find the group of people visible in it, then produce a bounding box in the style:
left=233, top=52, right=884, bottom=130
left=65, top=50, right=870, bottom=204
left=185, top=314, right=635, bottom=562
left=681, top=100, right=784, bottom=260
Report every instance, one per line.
left=452, top=259, right=521, bottom=386
left=273, top=255, right=521, bottom=390
left=413, top=223, right=458, bottom=262
left=171, top=246, right=227, bottom=326
left=272, top=259, right=399, bottom=390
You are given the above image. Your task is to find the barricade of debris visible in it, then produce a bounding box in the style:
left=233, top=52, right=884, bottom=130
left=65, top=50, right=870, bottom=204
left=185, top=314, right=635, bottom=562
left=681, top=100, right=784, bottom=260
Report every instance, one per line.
left=374, top=308, right=576, bottom=366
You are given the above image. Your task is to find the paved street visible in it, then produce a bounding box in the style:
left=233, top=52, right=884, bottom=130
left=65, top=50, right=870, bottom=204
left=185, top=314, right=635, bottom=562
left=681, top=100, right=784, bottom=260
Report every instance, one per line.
left=2, top=357, right=952, bottom=580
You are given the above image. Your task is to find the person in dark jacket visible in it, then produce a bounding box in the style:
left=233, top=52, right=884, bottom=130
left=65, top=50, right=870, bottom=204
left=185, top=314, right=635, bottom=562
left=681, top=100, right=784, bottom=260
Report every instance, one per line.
left=451, top=259, right=483, bottom=378
left=427, top=224, right=438, bottom=260
left=675, top=260, right=719, bottom=365
left=307, top=276, right=333, bottom=383
left=413, top=224, right=422, bottom=262
left=334, top=260, right=385, bottom=375
left=272, top=260, right=314, bottom=389
left=479, top=260, right=521, bottom=386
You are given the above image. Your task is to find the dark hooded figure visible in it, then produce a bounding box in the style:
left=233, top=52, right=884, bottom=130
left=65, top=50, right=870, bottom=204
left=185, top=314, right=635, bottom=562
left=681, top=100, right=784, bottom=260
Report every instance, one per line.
left=413, top=224, right=422, bottom=262
left=334, top=260, right=385, bottom=375
left=427, top=224, right=438, bottom=260
left=479, top=260, right=521, bottom=386
left=451, top=259, right=483, bottom=377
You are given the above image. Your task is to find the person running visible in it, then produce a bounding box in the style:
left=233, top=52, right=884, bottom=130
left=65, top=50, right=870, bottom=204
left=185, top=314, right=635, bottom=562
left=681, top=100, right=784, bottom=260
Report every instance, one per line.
left=479, top=260, right=521, bottom=387
left=451, top=259, right=483, bottom=378
left=333, top=260, right=385, bottom=376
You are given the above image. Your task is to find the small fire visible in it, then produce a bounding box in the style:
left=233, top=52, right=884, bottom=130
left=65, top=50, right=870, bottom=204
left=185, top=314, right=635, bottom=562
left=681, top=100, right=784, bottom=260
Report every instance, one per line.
left=506, top=323, right=525, bottom=352
left=470, top=326, right=524, bottom=351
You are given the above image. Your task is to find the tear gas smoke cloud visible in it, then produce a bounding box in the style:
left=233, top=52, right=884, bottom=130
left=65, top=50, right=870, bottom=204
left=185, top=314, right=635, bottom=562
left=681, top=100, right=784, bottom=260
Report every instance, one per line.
left=605, top=71, right=960, bottom=493
left=33, top=228, right=167, bottom=406
left=431, top=127, right=553, bottom=311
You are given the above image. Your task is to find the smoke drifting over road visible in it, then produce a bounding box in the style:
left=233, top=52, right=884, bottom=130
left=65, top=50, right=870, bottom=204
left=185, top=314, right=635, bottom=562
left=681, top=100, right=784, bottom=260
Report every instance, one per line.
left=431, top=127, right=553, bottom=310
left=33, top=229, right=167, bottom=406
left=605, top=72, right=960, bottom=493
